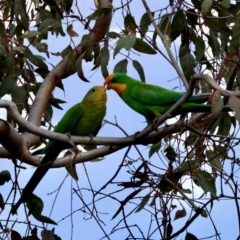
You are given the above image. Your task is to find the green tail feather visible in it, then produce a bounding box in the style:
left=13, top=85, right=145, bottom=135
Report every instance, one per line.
left=180, top=103, right=231, bottom=113
left=11, top=142, right=66, bottom=214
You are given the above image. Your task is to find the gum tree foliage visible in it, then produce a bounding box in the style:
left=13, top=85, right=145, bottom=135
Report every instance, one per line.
left=0, top=0, right=240, bottom=239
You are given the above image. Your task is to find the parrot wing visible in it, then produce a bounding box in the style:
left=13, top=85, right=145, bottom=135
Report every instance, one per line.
left=11, top=104, right=85, bottom=215
left=131, top=84, right=209, bottom=106
left=43, top=103, right=85, bottom=154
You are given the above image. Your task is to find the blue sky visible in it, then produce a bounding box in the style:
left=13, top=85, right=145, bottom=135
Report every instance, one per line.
left=1, top=1, right=239, bottom=239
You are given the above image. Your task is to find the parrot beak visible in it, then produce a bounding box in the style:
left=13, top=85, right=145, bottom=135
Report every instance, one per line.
left=104, top=74, right=113, bottom=89
left=103, top=80, right=109, bottom=89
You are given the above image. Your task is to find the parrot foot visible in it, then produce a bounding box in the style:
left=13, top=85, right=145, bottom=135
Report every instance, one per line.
left=65, top=132, right=79, bottom=152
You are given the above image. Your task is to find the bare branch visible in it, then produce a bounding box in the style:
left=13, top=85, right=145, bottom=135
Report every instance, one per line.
left=141, top=0, right=189, bottom=88
left=0, top=120, right=37, bottom=166
left=191, top=73, right=240, bottom=97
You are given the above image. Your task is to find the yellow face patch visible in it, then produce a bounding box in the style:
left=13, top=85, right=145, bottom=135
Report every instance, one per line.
left=104, top=74, right=126, bottom=95
left=109, top=83, right=126, bottom=96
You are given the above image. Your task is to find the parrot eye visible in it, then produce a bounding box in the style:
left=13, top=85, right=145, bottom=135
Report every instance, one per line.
left=91, top=88, right=95, bottom=92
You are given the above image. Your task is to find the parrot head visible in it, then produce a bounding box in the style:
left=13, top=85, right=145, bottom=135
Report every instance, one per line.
left=83, top=86, right=107, bottom=102
left=104, top=73, right=127, bottom=96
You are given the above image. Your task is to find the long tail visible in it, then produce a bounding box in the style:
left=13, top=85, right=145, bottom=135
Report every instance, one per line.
left=11, top=144, right=62, bottom=215
left=180, top=103, right=231, bottom=113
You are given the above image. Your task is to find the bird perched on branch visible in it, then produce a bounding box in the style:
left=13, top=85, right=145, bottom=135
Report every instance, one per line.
left=104, top=73, right=230, bottom=125
left=12, top=86, right=107, bottom=214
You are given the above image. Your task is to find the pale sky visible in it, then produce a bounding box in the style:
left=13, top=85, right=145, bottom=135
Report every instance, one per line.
left=0, top=1, right=239, bottom=239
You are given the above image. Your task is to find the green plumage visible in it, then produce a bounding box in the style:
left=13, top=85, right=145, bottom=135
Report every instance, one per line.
left=104, top=73, right=230, bottom=124
left=12, top=86, right=106, bottom=214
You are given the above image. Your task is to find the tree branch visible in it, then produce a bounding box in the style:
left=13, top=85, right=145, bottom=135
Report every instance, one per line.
left=0, top=73, right=238, bottom=167
left=141, top=0, right=189, bottom=88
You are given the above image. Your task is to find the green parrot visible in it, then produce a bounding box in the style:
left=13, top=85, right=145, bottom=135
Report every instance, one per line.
left=11, top=86, right=107, bottom=214
left=104, top=73, right=230, bottom=124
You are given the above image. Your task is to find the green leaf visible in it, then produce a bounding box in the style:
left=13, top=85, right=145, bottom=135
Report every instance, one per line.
left=153, top=14, right=171, bottom=46
left=178, top=160, right=199, bottom=173
left=64, top=158, right=78, bottom=181
left=11, top=230, right=22, bottom=240
left=171, top=10, right=187, bottom=41
left=26, top=194, right=57, bottom=225
left=20, top=30, right=41, bottom=38
left=211, top=90, right=224, bottom=115
left=185, top=133, right=198, bottom=147
left=198, top=54, right=213, bottom=70
left=12, top=46, right=26, bottom=54
left=64, top=0, right=73, bottom=12
left=66, top=24, right=79, bottom=37
left=133, top=38, right=157, bottom=54
left=0, top=75, right=16, bottom=97
left=206, top=150, right=222, bottom=170
left=149, top=141, right=161, bottom=158
left=174, top=202, right=186, bottom=220
left=186, top=9, right=199, bottom=27
left=193, top=170, right=217, bottom=197
left=140, top=12, right=154, bottom=37
left=0, top=53, right=15, bottom=77
left=113, top=59, right=128, bottom=73
left=38, top=18, right=58, bottom=30
left=49, top=96, right=66, bottom=110
left=41, top=229, right=55, bottom=240
left=132, top=60, right=145, bottom=82
left=0, top=170, right=11, bottom=185
left=113, top=33, right=136, bottom=58
left=60, top=45, right=73, bottom=58
left=0, top=44, right=7, bottom=59
left=124, top=14, right=136, bottom=31
left=220, top=31, right=230, bottom=52
left=0, top=20, right=4, bottom=37
left=215, top=145, right=227, bottom=159
left=193, top=36, right=205, bottom=61
left=12, top=86, right=28, bottom=113
left=34, top=68, right=50, bottom=79
left=164, top=146, right=177, bottom=161
left=85, top=8, right=111, bottom=29
left=26, top=49, right=48, bottom=69
left=217, top=113, right=231, bottom=137
left=87, top=8, right=111, bottom=21
left=181, top=188, right=192, bottom=194
left=221, top=0, right=230, bottom=8
left=185, top=232, right=199, bottom=240
left=204, top=15, right=228, bottom=33
left=209, top=117, right=221, bottom=134
left=179, top=48, right=195, bottom=81
left=228, top=95, right=240, bottom=123
left=0, top=193, right=4, bottom=210
left=229, top=23, right=240, bottom=54
left=100, top=44, right=109, bottom=78
left=206, top=30, right=220, bottom=57
left=135, top=193, right=150, bottom=212
left=76, top=53, right=89, bottom=82
left=167, top=222, right=173, bottom=237
left=44, top=104, right=53, bottom=122
left=35, top=43, right=48, bottom=53
left=201, top=0, right=213, bottom=16
left=107, top=31, right=120, bottom=39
